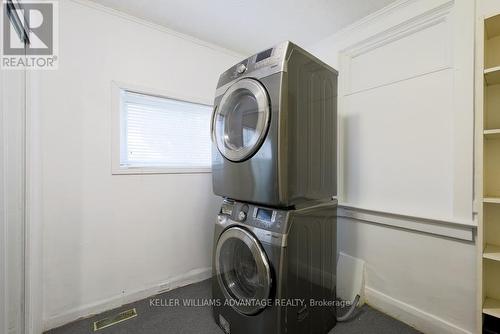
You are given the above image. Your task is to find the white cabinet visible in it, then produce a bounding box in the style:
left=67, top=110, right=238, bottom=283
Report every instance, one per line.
left=476, top=6, right=500, bottom=331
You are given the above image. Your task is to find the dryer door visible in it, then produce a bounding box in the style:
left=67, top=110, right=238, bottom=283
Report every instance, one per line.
left=215, top=226, right=272, bottom=315
left=213, top=78, right=270, bottom=162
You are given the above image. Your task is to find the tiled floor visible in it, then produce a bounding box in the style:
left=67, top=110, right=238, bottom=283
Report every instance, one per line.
left=45, top=279, right=421, bottom=334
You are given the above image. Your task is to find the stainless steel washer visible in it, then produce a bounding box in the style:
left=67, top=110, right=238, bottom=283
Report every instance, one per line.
left=212, top=199, right=338, bottom=334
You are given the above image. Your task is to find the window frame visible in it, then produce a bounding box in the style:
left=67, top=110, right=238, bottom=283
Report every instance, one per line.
left=111, top=81, right=214, bottom=175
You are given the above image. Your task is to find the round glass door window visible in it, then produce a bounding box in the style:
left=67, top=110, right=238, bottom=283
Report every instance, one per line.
left=213, top=78, right=270, bottom=162
left=215, top=227, right=272, bottom=315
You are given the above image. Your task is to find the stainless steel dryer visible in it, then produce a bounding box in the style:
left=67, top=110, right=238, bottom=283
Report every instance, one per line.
left=212, top=199, right=337, bottom=334
left=211, top=41, right=338, bottom=208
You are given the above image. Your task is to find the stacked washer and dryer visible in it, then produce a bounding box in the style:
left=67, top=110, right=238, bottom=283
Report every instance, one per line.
left=210, top=41, right=339, bottom=334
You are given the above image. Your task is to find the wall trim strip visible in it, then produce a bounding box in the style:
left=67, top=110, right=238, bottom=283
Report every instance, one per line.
left=337, top=205, right=476, bottom=241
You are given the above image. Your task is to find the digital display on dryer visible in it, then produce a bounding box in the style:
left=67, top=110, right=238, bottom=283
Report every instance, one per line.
left=256, top=208, right=273, bottom=222
left=256, top=48, right=272, bottom=62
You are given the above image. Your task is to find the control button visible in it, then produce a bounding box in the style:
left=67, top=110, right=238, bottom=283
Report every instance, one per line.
left=217, top=215, right=227, bottom=225
left=238, top=211, right=247, bottom=221
left=221, top=204, right=233, bottom=216
left=236, top=63, right=247, bottom=74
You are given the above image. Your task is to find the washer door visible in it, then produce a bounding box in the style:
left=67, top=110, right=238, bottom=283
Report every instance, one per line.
left=213, top=78, right=270, bottom=162
left=215, top=227, right=272, bottom=315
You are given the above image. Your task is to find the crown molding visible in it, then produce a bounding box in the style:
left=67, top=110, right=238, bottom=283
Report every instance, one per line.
left=69, top=0, right=244, bottom=59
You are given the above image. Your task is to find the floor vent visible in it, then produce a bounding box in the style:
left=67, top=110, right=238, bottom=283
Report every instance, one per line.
left=93, top=308, right=137, bottom=331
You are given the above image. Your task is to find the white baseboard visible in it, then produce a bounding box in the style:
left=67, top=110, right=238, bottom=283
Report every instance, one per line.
left=44, top=270, right=473, bottom=333
left=365, top=286, right=473, bottom=334
left=43, top=267, right=212, bottom=331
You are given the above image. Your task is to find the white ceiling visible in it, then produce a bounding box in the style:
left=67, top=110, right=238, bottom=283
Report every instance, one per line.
left=89, top=0, right=396, bottom=55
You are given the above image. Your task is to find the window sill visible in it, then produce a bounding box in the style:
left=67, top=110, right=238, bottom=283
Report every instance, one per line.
left=112, top=167, right=212, bottom=175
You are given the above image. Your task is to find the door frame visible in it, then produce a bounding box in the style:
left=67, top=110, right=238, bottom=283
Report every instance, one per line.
left=1, top=1, right=43, bottom=333
left=0, top=53, right=8, bottom=334
left=0, top=64, right=27, bottom=334
left=24, top=70, right=43, bottom=334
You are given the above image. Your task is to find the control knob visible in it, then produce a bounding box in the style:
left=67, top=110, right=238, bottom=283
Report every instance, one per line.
left=236, top=63, right=247, bottom=74
left=238, top=211, right=247, bottom=221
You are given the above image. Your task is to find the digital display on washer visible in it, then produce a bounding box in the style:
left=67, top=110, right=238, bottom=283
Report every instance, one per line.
left=256, top=48, right=273, bottom=62
left=256, top=208, right=273, bottom=222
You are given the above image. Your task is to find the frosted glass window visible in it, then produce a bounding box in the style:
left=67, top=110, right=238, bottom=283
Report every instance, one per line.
left=120, top=90, right=212, bottom=169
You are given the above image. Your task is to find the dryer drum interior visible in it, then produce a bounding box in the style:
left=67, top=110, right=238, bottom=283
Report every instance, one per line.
left=213, top=78, right=270, bottom=162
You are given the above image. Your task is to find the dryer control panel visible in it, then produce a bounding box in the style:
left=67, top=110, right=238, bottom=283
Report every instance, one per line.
left=215, top=41, right=289, bottom=89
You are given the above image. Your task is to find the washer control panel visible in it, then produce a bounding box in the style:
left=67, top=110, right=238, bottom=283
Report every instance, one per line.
left=218, top=199, right=289, bottom=234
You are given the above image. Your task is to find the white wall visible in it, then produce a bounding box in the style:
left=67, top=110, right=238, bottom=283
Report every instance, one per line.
left=38, top=0, right=478, bottom=332
left=309, top=0, right=476, bottom=333
left=38, top=0, right=241, bottom=330
left=480, top=0, right=500, bottom=18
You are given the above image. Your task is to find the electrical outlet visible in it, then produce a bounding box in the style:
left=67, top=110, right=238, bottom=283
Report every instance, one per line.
left=158, top=282, right=170, bottom=293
